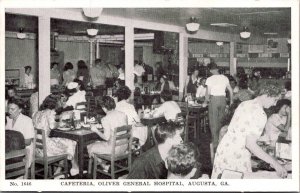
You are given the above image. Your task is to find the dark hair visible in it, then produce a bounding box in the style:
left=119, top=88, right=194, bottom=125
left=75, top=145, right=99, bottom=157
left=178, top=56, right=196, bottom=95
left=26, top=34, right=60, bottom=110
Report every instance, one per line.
left=155, top=121, right=182, bottom=144
left=161, top=90, right=172, bottom=101
left=73, top=78, right=85, bottom=91
left=7, top=85, right=17, bottom=92
left=285, top=81, right=291, bottom=91
left=274, top=99, right=291, bottom=113
left=207, top=62, right=218, bottom=70
left=101, top=96, right=116, bottom=111
left=239, top=77, right=249, bottom=89
left=166, top=143, right=198, bottom=176
left=134, top=60, right=139, bottom=64
left=116, top=86, right=131, bottom=101
left=77, top=60, right=88, bottom=69
left=64, top=62, right=73, bottom=71
left=24, top=66, right=32, bottom=71
left=7, top=98, right=24, bottom=109
left=257, top=82, right=281, bottom=97
left=51, top=62, right=58, bottom=69
left=95, top=59, right=102, bottom=65
left=39, top=94, right=58, bottom=111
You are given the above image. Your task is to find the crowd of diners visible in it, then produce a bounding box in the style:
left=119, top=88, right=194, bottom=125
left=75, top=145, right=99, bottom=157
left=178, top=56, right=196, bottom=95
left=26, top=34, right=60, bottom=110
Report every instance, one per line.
left=5, top=58, right=292, bottom=179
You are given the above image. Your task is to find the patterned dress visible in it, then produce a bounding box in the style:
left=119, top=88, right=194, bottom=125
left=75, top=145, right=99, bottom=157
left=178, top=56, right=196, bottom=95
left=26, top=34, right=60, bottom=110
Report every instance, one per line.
left=211, top=99, right=267, bottom=178
left=32, top=109, right=76, bottom=160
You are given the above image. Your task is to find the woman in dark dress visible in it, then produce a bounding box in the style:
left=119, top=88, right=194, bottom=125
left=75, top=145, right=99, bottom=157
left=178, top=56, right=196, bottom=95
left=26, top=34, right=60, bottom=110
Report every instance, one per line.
left=184, top=68, right=199, bottom=97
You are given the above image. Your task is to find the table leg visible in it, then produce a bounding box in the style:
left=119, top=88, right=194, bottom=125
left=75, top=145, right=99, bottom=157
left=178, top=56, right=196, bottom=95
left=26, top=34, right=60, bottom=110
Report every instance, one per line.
left=78, top=138, right=84, bottom=179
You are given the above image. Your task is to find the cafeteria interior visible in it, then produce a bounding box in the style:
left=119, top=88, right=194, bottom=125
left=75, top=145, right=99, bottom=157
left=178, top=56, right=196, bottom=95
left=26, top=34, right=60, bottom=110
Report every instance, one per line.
left=4, top=8, right=294, bottom=180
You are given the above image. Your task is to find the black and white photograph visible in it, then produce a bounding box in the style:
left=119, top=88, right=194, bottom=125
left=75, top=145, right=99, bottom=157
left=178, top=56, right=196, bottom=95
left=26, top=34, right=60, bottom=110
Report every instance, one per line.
left=0, top=0, right=299, bottom=192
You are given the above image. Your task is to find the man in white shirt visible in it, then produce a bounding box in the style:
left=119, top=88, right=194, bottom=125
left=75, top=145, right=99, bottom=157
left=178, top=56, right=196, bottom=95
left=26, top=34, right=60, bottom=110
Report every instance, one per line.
left=204, top=63, right=233, bottom=152
left=64, top=82, right=86, bottom=109
left=134, top=60, right=145, bottom=84
left=24, top=66, right=35, bottom=89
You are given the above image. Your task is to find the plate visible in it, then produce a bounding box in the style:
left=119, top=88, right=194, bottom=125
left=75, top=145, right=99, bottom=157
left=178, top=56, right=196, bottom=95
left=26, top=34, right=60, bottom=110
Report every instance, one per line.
left=57, top=127, right=72, bottom=131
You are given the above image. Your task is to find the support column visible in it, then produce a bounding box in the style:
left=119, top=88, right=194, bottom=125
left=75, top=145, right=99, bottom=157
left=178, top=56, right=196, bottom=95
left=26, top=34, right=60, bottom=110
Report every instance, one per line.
left=89, top=40, right=94, bottom=67
left=179, top=32, right=188, bottom=99
left=229, top=42, right=236, bottom=76
left=38, top=16, right=51, bottom=105
left=125, top=25, right=134, bottom=91
left=96, top=41, right=100, bottom=59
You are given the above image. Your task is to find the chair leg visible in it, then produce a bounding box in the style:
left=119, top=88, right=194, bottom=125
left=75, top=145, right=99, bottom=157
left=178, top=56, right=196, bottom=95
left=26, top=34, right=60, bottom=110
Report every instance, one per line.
left=48, top=165, right=53, bottom=178
left=93, top=157, right=97, bottom=179
left=111, top=161, right=115, bottom=179
left=30, top=163, right=35, bottom=179
left=64, top=158, right=68, bottom=178
left=88, top=158, right=92, bottom=175
left=44, top=164, right=48, bottom=179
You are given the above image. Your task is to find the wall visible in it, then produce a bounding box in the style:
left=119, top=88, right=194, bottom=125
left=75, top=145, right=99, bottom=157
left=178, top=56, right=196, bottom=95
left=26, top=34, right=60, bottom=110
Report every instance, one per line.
left=5, top=37, right=37, bottom=85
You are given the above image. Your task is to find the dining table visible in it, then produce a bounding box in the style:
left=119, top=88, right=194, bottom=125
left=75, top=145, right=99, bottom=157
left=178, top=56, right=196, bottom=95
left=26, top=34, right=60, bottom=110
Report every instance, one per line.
left=50, top=127, right=102, bottom=179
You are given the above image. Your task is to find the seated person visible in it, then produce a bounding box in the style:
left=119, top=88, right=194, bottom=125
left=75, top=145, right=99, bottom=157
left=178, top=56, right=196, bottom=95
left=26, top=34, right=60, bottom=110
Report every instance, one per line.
left=6, top=98, right=34, bottom=168
left=87, top=96, right=128, bottom=171
left=127, top=122, right=183, bottom=179
left=64, top=82, right=86, bottom=109
left=233, top=77, right=253, bottom=102
left=229, top=78, right=239, bottom=94
left=32, top=94, right=78, bottom=177
left=166, top=143, right=209, bottom=179
left=195, top=77, right=207, bottom=99
left=152, top=90, right=181, bottom=121
left=6, top=86, right=21, bottom=100
left=261, top=99, right=291, bottom=147
left=115, top=86, right=148, bottom=146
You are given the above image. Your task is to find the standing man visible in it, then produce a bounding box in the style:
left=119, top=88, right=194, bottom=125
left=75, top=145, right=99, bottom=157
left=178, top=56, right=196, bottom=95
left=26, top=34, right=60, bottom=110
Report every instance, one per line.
left=204, top=63, right=233, bottom=156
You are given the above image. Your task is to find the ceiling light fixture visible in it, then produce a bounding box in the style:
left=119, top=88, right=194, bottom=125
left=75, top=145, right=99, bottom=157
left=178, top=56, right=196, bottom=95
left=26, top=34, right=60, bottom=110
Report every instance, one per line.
left=186, top=17, right=200, bottom=32
left=82, top=8, right=103, bottom=18
left=216, top=42, right=223, bottom=46
left=87, top=28, right=98, bottom=36
left=240, top=27, right=251, bottom=39
left=17, top=28, right=26, bottom=39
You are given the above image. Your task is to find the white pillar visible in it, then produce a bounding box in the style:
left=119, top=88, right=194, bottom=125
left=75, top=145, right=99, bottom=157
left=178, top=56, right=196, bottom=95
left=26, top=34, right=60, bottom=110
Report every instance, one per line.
left=89, top=40, right=94, bottom=67
left=179, top=32, right=188, bottom=99
left=229, top=42, right=236, bottom=76
left=125, top=26, right=134, bottom=91
left=96, top=41, right=100, bottom=59
left=38, top=16, right=51, bottom=105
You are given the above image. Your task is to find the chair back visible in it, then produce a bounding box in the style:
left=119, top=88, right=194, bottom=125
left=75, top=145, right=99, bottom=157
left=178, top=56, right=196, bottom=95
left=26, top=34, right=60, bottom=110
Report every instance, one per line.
left=33, top=128, right=48, bottom=164
left=5, top=149, right=28, bottom=179
left=111, top=125, right=133, bottom=158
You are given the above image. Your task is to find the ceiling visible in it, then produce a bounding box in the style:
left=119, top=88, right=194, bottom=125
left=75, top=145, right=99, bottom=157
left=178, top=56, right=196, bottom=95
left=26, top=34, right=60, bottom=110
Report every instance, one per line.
left=6, top=8, right=291, bottom=37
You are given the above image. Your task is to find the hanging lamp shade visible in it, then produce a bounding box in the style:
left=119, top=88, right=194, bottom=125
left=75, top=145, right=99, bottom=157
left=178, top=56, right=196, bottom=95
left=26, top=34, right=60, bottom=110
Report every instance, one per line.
left=82, top=8, right=103, bottom=18
left=240, top=27, right=251, bottom=39
left=186, top=17, right=200, bottom=32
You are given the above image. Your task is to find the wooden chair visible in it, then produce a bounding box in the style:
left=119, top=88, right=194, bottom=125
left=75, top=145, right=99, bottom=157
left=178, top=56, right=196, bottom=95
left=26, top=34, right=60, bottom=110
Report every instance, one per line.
left=5, top=149, right=28, bottom=179
left=31, top=128, right=69, bottom=179
left=88, top=125, right=133, bottom=179
left=178, top=102, right=198, bottom=142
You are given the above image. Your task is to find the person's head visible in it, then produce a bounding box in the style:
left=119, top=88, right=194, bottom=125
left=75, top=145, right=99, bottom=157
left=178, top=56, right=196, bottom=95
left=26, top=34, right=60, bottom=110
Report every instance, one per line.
left=166, top=143, right=199, bottom=179
left=248, top=76, right=259, bottom=89
left=7, top=98, right=24, bottom=120
left=116, top=86, right=131, bottom=101
left=115, top=79, right=125, bottom=88
left=208, top=62, right=219, bottom=75
left=230, top=78, right=237, bottom=89
left=198, top=77, right=206, bottom=86
left=73, top=78, right=85, bottom=91
left=66, top=82, right=79, bottom=95
left=7, top=86, right=17, bottom=98
left=155, top=121, right=183, bottom=146
left=39, top=94, right=58, bottom=111
left=77, top=60, right=87, bottom=70
left=238, top=77, right=249, bottom=89
left=160, top=90, right=172, bottom=102
left=257, top=82, right=282, bottom=109
left=191, top=68, right=199, bottom=77
left=275, top=99, right=291, bottom=116
left=51, top=62, right=58, bottom=70
left=95, top=59, right=102, bottom=67
left=134, top=60, right=139, bottom=65
left=100, top=96, right=116, bottom=113
left=285, top=81, right=291, bottom=91
left=160, top=75, right=168, bottom=84
left=24, top=66, right=32, bottom=75
left=64, top=62, right=73, bottom=71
